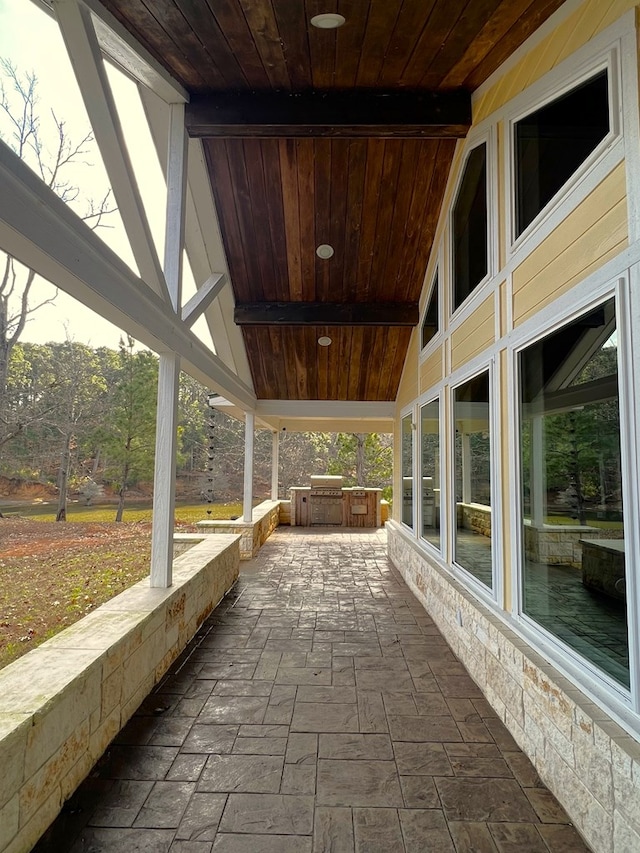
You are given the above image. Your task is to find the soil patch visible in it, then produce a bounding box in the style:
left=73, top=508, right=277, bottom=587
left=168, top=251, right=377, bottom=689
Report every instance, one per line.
left=0, top=518, right=153, bottom=669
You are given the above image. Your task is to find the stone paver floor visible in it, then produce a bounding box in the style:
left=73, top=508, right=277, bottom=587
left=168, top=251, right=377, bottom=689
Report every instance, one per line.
left=34, top=527, right=592, bottom=852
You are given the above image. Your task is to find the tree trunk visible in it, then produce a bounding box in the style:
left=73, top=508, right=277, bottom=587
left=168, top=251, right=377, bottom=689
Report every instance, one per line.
left=56, top=432, right=72, bottom=522
left=115, top=461, right=129, bottom=522
left=115, top=485, right=127, bottom=522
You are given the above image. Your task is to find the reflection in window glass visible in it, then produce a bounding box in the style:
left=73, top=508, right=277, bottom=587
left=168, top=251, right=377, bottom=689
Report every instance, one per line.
left=420, top=399, right=440, bottom=549
left=453, top=144, right=487, bottom=311
left=402, top=414, right=413, bottom=528
left=519, top=298, right=628, bottom=687
left=515, top=71, right=609, bottom=237
left=421, top=273, right=439, bottom=349
left=454, top=372, right=492, bottom=588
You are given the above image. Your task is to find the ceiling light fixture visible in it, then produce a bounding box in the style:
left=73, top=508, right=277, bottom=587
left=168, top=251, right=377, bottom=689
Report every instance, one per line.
left=310, top=13, right=346, bottom=29
left=316, top=243, right=334, bottom=259
left=318, top=336, right=332, bottom=346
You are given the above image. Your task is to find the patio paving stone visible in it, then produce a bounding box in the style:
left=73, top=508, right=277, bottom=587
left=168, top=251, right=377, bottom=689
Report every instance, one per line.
left=33, top=527, right=592, bottom=853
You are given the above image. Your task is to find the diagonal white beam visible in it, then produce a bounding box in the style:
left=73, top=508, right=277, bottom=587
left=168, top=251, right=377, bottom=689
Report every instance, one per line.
left=181, top=273, right=226, bottom=326
left=34, top=0, right=188, bottom=104
left=52, top=0, right=171, bottom=304
left=0, top=138, right=256, bottom=411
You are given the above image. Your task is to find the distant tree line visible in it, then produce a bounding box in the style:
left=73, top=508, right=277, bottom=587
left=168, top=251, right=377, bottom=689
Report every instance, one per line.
left=0, top=339, right=393, bottom=519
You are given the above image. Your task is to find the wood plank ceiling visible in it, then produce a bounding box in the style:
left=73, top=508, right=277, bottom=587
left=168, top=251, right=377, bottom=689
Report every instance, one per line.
left=100, top=0, right=567, bottom=401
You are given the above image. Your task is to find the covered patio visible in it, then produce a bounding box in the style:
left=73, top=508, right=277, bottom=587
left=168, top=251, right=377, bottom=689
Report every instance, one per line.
left=33, top=527, right=588, bottom=853
left=3, top=1, right=640, bottom=850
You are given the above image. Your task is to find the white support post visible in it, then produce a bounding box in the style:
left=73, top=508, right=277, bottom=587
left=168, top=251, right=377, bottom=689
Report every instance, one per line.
left=164, top=103, right=188, bottom=310
left=150, top=104, right=188, bottom=588
left=271, top=431, right=279, bottom=500
left=150, top=354, right=180, bottom=587
left=462, top=432, right=472, bottom=504
left=243, top=412, right=255, bottom=522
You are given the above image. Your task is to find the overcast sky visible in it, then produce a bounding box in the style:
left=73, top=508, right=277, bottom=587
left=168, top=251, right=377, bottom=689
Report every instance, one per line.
left=0, top=0, right=208, bottom=351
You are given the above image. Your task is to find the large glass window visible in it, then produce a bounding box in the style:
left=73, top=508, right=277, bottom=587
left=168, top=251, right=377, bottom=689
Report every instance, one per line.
left=401, top=414, right=413, bottom=528
left=519, top=298, right=627, bottom=687
left=453, top=144, right=487, bottom=311
left=515, top=71, right=609, bottom=237
left=421, top=272, right=439, bottom=349
left=420, top=399, right=440, bottom=549
left=454, top=372, right=492, bottom=588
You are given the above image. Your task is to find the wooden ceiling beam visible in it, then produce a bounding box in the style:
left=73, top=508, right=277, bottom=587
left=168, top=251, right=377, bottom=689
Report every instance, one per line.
left=234, top=301, right=419, bottom=326
left=186, top=91, right=471, bottom=139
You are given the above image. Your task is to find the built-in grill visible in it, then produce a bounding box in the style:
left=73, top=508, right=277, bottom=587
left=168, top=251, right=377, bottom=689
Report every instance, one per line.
left=309, top=475, right=343, bottom=525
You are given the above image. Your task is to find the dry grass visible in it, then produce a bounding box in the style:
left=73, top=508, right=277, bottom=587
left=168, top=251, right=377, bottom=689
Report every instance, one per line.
left=0, top=502, right=244, bottom=669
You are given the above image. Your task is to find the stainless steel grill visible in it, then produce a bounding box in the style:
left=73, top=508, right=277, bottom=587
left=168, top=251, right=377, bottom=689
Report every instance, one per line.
left=309, top=475, right=344, bottom=525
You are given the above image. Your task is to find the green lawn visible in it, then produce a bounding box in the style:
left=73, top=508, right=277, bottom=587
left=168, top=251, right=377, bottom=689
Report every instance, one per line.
left=544, top=514, right=623, bottom=530
left=24, top=501, right=244, bottom=524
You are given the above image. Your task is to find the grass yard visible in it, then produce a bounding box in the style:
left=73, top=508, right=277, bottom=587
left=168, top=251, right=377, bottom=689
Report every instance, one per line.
left=21, top=501, right=244, bottom=524
left=0, top=501, right=243, bottom=669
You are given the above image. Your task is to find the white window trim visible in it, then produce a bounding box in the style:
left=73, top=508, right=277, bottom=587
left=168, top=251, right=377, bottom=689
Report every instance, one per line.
left=508, top=270, right=640, bottom=728
left=449, top=359, right=499, bottom=603
left=419, top=262, right=442, bottom=362
left=417, top=391, right=444, bottom=556
left=504, top=30, right=624, bottom=260
left=400, top=409, right=417, bottom=533
left=448, top=126, right=498, bottom=329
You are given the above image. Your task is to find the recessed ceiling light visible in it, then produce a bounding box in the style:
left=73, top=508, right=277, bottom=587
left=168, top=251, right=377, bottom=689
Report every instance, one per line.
left=316, top=243, right=334, bottom=259
left=318, top=336, right=332, bottom=346
left=310, top=13, right=345, bottom=29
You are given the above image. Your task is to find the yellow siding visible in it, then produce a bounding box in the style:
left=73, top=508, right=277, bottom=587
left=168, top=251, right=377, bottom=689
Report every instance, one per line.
left=420, top=349, right=443, bottom=394
left=513, top=164, right=628, bottom=325
left=451, top=295, right=495, bottom=369
left=499, top=348, right=512, bottom=611
left=474, top=0, right=635, bottom=124
left=396, top=328, right=419, bottom=410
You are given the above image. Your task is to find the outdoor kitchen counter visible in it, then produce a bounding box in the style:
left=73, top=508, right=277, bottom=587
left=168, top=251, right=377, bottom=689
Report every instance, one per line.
left=290, top=486, right=382, bottom=528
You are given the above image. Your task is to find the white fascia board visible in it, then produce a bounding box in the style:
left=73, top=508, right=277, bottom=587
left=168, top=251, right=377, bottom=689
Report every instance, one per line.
left=211, top=398, right=395, bottom=431
left=276, top=418, right=394, bottom=434
left=256, top=400, right=395, bottom=420
left=33, top=0, right=188, bottom=104
left=0, top=139, right=256, bottom=411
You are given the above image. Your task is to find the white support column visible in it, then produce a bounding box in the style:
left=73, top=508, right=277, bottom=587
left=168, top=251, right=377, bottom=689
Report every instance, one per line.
left=150, top=103, right=188, bottom=587
left=271, top=430, right=279, bottom=500
left=531, top=415, right=546, bottom=527
left=243, top=412, right=255, bottom=522
left=150, top=354, right=180, bottom=587
left=462, top=432, right=472, bottom=504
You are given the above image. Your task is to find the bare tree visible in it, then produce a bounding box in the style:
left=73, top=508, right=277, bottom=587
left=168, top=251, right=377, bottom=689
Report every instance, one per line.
left=0, top=59, right=114, bottom=444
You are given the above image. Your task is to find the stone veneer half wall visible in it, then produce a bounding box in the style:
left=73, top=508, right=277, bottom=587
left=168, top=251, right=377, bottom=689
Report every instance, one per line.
left=0, top=534, right=240, bottom=853
left=387, top=521, right=640, bottom=853
left=196, top=500, right=280, bottom=559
